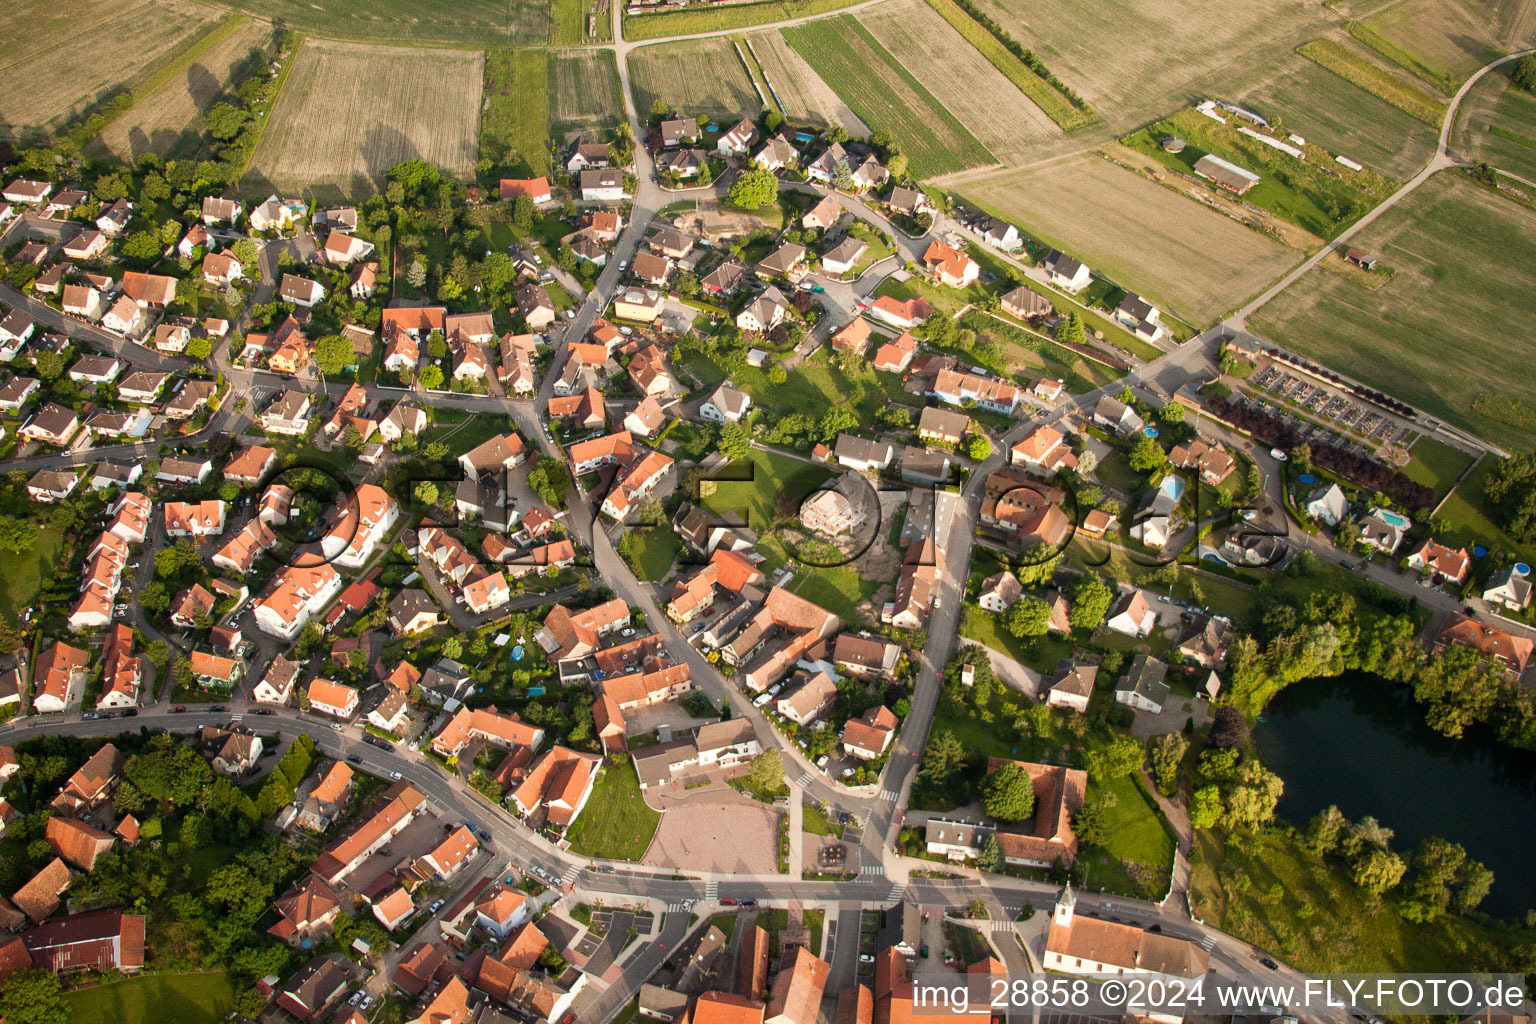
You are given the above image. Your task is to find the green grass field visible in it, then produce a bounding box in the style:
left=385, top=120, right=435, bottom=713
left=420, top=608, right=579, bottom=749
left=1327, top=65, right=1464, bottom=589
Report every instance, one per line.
left=1454, top=66, right=1536, bottom=185
left=228, top=0, right=545, bottom=45
left=1401, top=435, right=1476, bottom=500
left=551, top=0, right=613, bottom=43
left=1190, top=829, right=1522, bottom=972
left=1297, top=38, right=1446, bottom=126
left=0, top=526, right=64, bottom=626
left=549, top=50, right=626, bottom=129
left=628, top=37, right=761, bottom=122
left=959, top=603, right=1073, bottom=674
left=1091, top=773, right=1175, bottom=872
left=483, top=49, right=550, bottom=177
left=1121, top=106, right=1399, bottom=238
left=1437, top=456, right=1536, bottom=565
left=627, top=528, right=681, bottom=581
left=787, top=564, right=879, bottom=628
left=693, top=344, right=926, bottom=431
left=1250, top=173, right=1536, bottom=453
left=782, top=15, right=995, bottom=178
left=565, top=758, right=661, bottom=861
left=1234, top=53, right=1439, bottom=180
left=624, top=0, right=863, bottom=40
left=701, top=448, right=832, bottom=534
left=802, top=800, right=845, bottom=837
left=63, top=971, right=236, bottom=1024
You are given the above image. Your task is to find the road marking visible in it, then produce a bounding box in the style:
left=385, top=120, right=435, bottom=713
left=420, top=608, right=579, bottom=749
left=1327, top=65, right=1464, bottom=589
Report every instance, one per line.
left=795, top=772, right=813, bottom=787
left=858, top=865, right=884, bottom=876
left=989, top=920, right=1016, bottom=932
left=704, top=881, right=719, bottom=898
left=885, top=884, right=906, bottom=902
left=667, top=901, right=693, bottom=912
left=1200, top=935, right=1216, bottom=951
left=878, top=788, right=899, bottom=802
left=561, top=864, right=580, bottom=885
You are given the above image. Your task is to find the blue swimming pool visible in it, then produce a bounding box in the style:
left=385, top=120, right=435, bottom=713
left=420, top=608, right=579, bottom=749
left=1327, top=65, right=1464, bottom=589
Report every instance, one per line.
left=1377, top=510, right=1411, bottom=529
left=1159, top=475, right=1185, bottom=502
left=1516, top=563, right=1532, bottom=575
left=1297, top=473, right=1317, bottom=484
left=1143, top=426, right=1159, bottom=438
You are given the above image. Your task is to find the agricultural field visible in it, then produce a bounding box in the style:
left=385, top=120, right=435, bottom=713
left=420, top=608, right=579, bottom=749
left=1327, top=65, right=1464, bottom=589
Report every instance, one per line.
left=1453, top=64, right=1536, bottom=185
left=1233, top=53, right=1438, bottom=180
left=1121, top=106, right=1402, bottom=239
left=549, top=50, right=627, bottom=130
left=226, top=0, right=545, bottom=46
left=551, top=0, right=614, bottom=44
left=860, top=0, right=1059, bottom=164
left=1345, top=0, right=1526, bottom=90
left=961, top=155, right=1298, bottom=324
left=967, top=0, right=1336, bottom=130
left=483, top=49, right=551, bottom=177
left=782, top=15, right=995, bottom=178
left=94, top=19, right=274, bottom=161
left=0, top=0, right=222, bottom=138
left=744, top=32, right=867, bottom=134
left=64, top=971, right=237, bottom=1024
left=246, top=40, right=482, bottom=199
left=1296, top=37, right=1446, bottom=126
left=1249, top=173, right=1536, bottom=453
left=628, top=38, right=761, bottom=122
left=624, top=0, right=864, bottom=41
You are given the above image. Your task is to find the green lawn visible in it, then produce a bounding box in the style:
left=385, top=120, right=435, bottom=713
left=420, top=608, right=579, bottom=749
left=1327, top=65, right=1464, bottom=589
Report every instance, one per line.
left=1437, top=455, right=1536, bottom=565
left=788, top=565, right=881, bottom=628
left=482, top=49, right=551, bottom=177
left=64, top=971, right=236, bottom=1024
left=1455, top=65, right=1536, bottom=184
left=1093, top=773, right=1174, bottom=866
left=959, top=603, right=1073, bottom=675
left=1190, top=828, right=1524, bottom=973
left=0, top=526, right=64, bottom=625
left=802, top=800, right=845, bottom=838
left=1401, top=435, right=1475, bottom=500
left=701, top=448, right=832, bottom=535
left=565, top=758, right=661, bottom=861
left=698, top=344, right=927, bottom=429
left=627, top=528, right=681, bottom=582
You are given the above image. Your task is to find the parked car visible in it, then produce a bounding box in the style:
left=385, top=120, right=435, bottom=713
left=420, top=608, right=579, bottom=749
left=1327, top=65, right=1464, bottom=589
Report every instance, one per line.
left=1270, top=448, right=1288, bottom=461
left=390, top=771, right=403, bottom=780
left=347, top=755, right=362, bottom=764
left=720, top=897, right=739, bottom=906
left=172, top=706, right=186, bottom=713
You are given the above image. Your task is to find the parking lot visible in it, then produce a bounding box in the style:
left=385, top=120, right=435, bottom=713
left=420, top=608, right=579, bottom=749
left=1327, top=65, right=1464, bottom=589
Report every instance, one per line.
left=1251, top=363, right=1414, bottom=450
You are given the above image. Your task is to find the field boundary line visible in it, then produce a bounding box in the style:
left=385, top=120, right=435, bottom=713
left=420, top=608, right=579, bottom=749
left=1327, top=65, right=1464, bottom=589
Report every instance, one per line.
left=235, top=33, right=306, bottom=184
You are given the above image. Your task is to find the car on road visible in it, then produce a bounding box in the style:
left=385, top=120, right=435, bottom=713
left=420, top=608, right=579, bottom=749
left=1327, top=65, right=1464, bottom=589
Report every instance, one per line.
left=390, top=771, right=403, bottom=780
left=331, top=723, right=343, bottom=731
left=172, top=706, right=186, bottom=713
left=617, top=260, right=628, bottom=271
left=252, top=708, right=273, bottom=715
left=753, top=693, right=772, bottom=708
left=360, top=997, right=373, bottom=1012
left=348, top=993, right=362, bottom=1006
left=1260, top=957, right=1279, bottom=969
left=720, top=897, right=739, bottom=906
left=740, top=898, right=757, bottom=907
left=347, top=755, right=363, bottom=764
left=1270, top=448, right=1288, bottom=461
left=210, top=705, right=226, bottom=712
left=563, top=309, right=575, bottom=320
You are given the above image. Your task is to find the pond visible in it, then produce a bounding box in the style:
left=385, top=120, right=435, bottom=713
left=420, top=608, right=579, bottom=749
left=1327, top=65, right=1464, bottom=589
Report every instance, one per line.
left=1252, top=672, right=1536, bottom=919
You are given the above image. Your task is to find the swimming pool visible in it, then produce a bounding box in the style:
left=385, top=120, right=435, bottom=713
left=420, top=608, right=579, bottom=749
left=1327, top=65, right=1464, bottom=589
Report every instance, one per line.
left=1158, top=475, right=1185, bottom=502
left=1377, top=510, right=1411, bottom=529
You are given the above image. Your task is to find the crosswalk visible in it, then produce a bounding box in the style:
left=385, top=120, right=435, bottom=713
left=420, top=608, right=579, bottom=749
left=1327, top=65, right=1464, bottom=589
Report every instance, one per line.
left=705, top=880, right=719, bottom=899
left=230, top=714, right=243, bottom=722
left=885, top=883, right=907, bottom=903
left=666, top=901, right=693, bottom=912
left=1199, top=935, right=1216, bottom=951
left=561, top=864, right=580, bottom=885
left=857, top=865, right=885, bottom=877
left=986, top=920, right=1017, bottom=933
left=795, top=772, right=814, bottom=787
left=878, top=788, right=900, bottom=802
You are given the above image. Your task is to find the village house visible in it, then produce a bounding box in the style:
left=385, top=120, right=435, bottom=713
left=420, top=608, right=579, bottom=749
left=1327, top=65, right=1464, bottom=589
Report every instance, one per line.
left=1045, top=660, right=1097, bottom=713
left=1044, top=250, right=1092, bottom=293
left=1406, top=539, right=1471, bottom=585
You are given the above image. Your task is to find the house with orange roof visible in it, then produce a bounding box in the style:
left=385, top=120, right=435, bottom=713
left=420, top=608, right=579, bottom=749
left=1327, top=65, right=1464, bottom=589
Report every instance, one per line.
left=105, top=491, right=152, bottom=544
left=254, top=563, right=343, bottom=638
left=1407, top=539, right=1472, bottom=585
left=211, top=518, right=278, bottom=575
left=1106, top=589, right=1157, bottom=638
left=509, top=746, right=600, bottom=829
left=413, top=825, right=478, bottom=882
left=868, top=295, right=932, bottom=330
left=922, top=239, right=980, bottom=288
left=372, top=886, right=417, bottom=931
left=224, top=445, right=277, bottom=484
left=431, top=705, right=545, bottom=758
left=51, top=743, right=123, bottom=817
left=840, top=705, right=898, bottom=760
left=1434, top=613, right=1534, bottom=680
left=45, top=816, right=116, bottom=871
left=533, top=599, right=630, bottom=662
left=307, top=678, right=359, bottom=719
left=766, top=946, right=830, bottom=1024
left=693, top=992, right=766, bottom=1024
left=1010, top=425, right=1077, bottom=475
left=96, top=625, right=141, bottom=710
left=499, top=177, right=552, bottom=204
left=12, top=857, right=71, bottom=922
left=311, top=782, right=425, bottom=885
left=31, top=641, right=90, bottom=714
left=163, top=499, right=226, bottom=539
left=268, top=874, right=341, bottom=945
left=473, top=885, right=532, bottom=940
left=315, top=484, right=398, bottom=569
left=170, top=583, right=216, bottom=628
left=871, top=331, right=917, bottom=373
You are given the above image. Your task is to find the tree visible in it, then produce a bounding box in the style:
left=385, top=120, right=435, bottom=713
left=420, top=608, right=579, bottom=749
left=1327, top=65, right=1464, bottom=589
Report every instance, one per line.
left=636, top=499, right=667, bottom=528
left=1004, top=597, right=1050, bottom=639
left=1149, top=733, right=1186, bottom=795
left=1302, top=805, right=1347, bottom=854
left=887, top=153, right=909, bottom=179
left=0, top=968, right=68, bottom=1024
left=413, top=481, right=439, bottom=506
left=120, top=231, right=163, bottom=264
left=1207, top=705, right=1248, bottom=749
left=512, top=193, right=534, bottom=229
left=442, top=637, right=463, bottom=659
left=419, top=365, right=444, bottom=390
left=314, top=334, right=354, bottom=375
left=727, top=168, right=778, bottom=210
left=920, top=730, right=967, bottom=784
left=768, top=365, right=788, bottom=385
left=1068, top=575, right=1113, bottom=631
left=1351, top=847, right=1407, bottom=896
left=1413, top=644, right=1503, bottom=739
left=185, top=335, right=212, bottom=360
left=1089, top=735, right=1142, bottom=781
left=831, top=161, right=855, bottom=193
left=1056, top=312, right=1086, bottom=347
left=231, top=238, right=259, bottom=267
left=743, top=750, right=785, bottom=794
left=982, top=763, right=1037, bottom=821
left=967, top=435, right=992, bottom=460
left=406, top=258, right=428, bottom=289
left=818, top=406, right=857, bottom=443
left=1512, top=53, right=1536, bottom=92
left=0, top=516, right=35, bottom=554
left=976, top=833, right=1004, bottom=872
left=0, top=616, right=21, bottom=657
left=720, top=422, right=752, bottom=460
left=1223, top=759, right=1283, bottom=828
left=1187, top=785, right=1222, bottom=829
left=1159, top=401, right=1186, bottom=425
left=1128, top=434, right=1167, bottom=472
